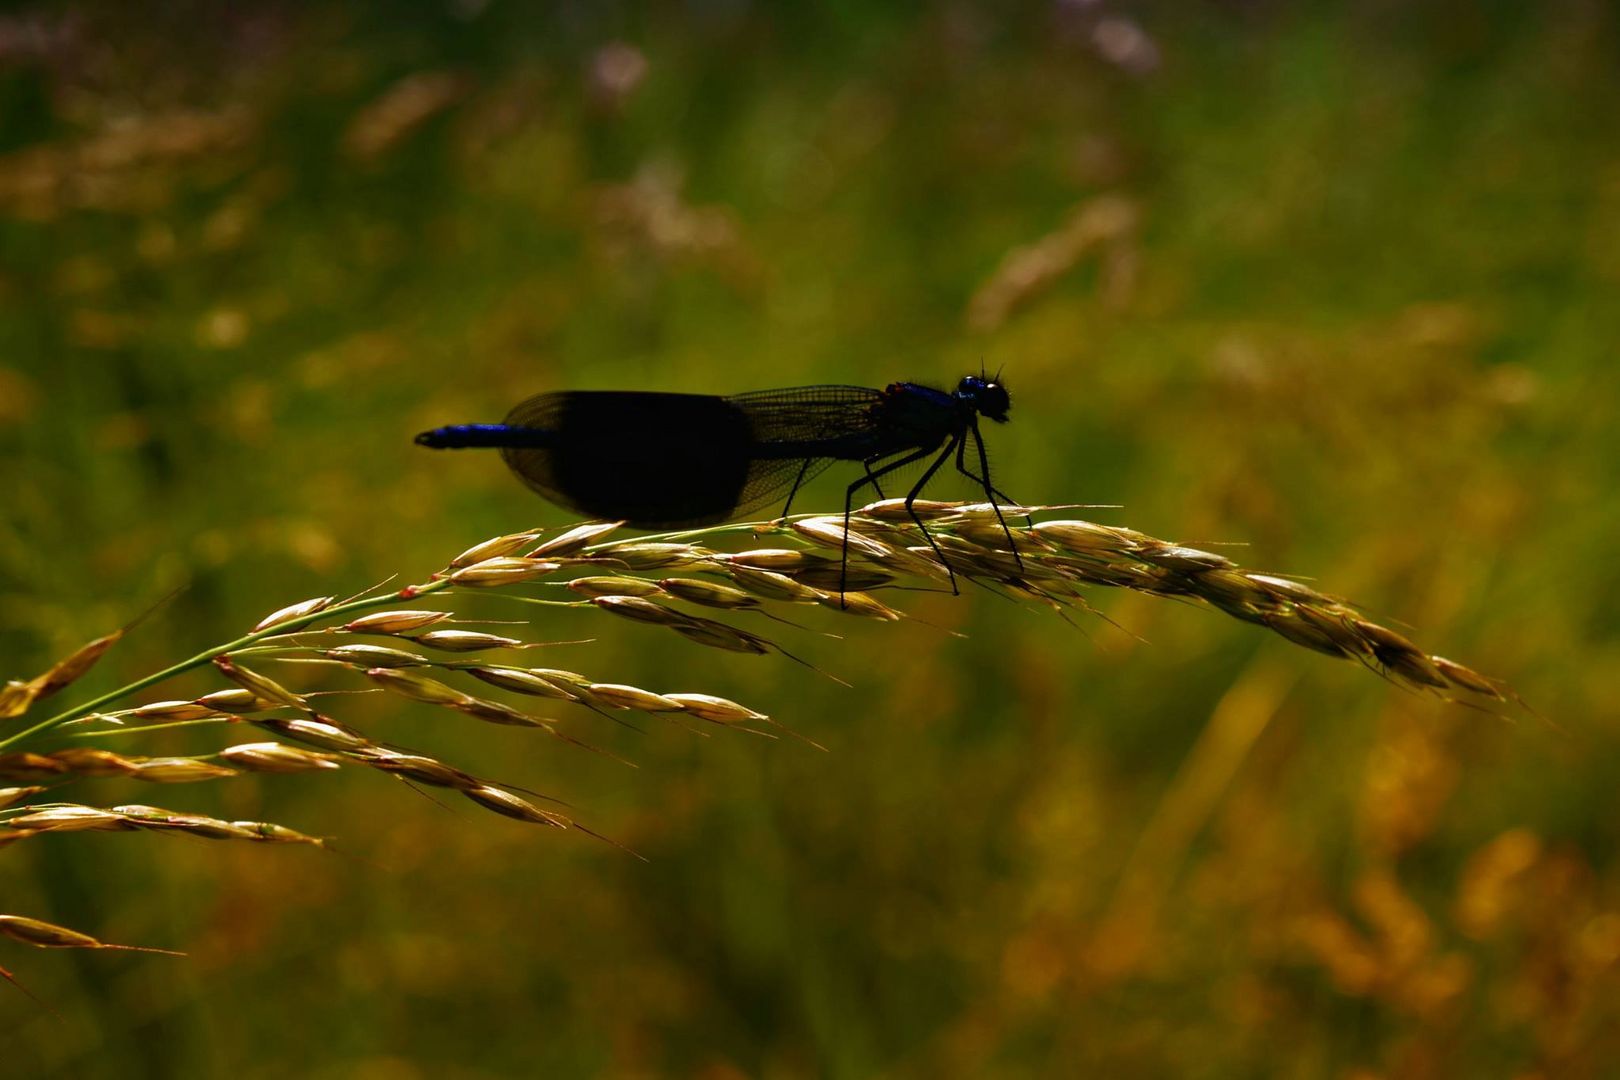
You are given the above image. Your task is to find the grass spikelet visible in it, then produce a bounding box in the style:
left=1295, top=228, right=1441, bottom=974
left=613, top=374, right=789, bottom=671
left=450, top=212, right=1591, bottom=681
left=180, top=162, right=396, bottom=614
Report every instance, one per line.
left=448, top=557, right=561, bottom=586
left=593, top=541, right=706, bottom=570
left=565, top=575, right=664, bottom=598
left=461, top=784, right=570, bottom=829
left=527, top=522, right=622, bottom=557
left=448, top=529, right=546, bottom=568
left=253, top=716, right=373, bottom=753
left=342, top=610, right=451, bottom=634
left=715, top=548, right=831, bottom=572
left=324, top=644, right=434, bottom=668
left=130, top=700, right=230, bottom=721
left=363, top=668, right=474, bottom=707
left=660, top=693, right=765, bottom=724
left=212, top=658, right=307, bottom=711
left=251, top=597, right=335, bottom=633
left=1, top=786, right=46, bottom=809
left=464, top=666, right=582, bottom=701
left=590, top=595, right=698, bottom=628
left=717, top=564, right=826, bottom=603
left=815, top=591, right=902, bottom=621
left=656, top=577, right=762, bottom=610
left=411, top=630, right=525, bottom=652
left=585, top=684, right=685, bottom=713
left=0, top=631, right=124, bottom=720
left=219, top=743, right=340, bottom=774
left=0, top=915, right=183, bottom=956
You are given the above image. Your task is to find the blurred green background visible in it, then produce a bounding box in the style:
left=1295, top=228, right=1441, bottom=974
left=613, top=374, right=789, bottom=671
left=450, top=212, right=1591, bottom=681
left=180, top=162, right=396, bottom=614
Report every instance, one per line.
left=3, top=2, right=1618, bottom=1076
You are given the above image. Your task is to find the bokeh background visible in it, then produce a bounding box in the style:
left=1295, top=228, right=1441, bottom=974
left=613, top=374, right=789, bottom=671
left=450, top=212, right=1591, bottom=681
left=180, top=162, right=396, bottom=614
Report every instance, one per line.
left=3, top=2, right=1619, bottom=1076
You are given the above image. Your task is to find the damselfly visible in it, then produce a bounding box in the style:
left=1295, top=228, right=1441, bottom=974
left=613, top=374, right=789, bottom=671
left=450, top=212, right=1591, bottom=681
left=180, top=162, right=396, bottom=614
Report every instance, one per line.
left=416, top=375, right=1022, bottom=595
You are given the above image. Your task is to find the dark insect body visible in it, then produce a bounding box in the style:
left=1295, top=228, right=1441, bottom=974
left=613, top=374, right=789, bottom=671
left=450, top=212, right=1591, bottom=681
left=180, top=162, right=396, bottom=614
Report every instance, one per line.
left=415, top=375, right=1021, bottom=595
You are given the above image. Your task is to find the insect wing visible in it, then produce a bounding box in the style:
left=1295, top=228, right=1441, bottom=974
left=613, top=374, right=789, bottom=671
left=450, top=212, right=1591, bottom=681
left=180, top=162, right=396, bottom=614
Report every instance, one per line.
left=725, top=385, right=885, bottom=515
left=499, top=391, right=757, bottom=528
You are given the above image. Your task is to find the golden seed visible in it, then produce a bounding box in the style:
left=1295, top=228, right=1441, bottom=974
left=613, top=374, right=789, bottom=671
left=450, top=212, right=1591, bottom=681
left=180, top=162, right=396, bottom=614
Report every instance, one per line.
left=448, top=557, right=561, bottom=586
left=528, top=521, right=623, bottom=557
left=657, top=577, right=759, bottom=609
left=130, top=699, right=227, bottom=720
left=251, top=595, right=335, bottom=633
left=449, top=530, right=545, bottom=568
left=661, top=693, right=765, bottom=723
left=462, top=784, right=570, bottom=828
left=565, top=575, right=663, bottom=598
left=586, top=683, right=684, bottom=712
left=363, top=667, right=473, bottom=707
left=213, top=657, right=307, bottom=710
left=596, top=542, right=704, bottom=569
left=219, top=742, right=340, bottom=773
left=343, top=609, right=451, bottom=634
left=413, top=629, right=524, bottom=652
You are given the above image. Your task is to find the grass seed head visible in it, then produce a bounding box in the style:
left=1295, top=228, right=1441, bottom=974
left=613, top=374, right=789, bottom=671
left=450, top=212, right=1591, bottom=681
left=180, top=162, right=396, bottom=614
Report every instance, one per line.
left=110, top=804, right=263, bottom=841
left=0, top=753, right=69, bottom=782
left=669, top=618, right=772, bottom=654
left=790, top=564, right=896, bottom=591
left=46, top=748, right=137, bottom=778
left=255, top=715, right=374, bottom=752
left=657, top=577, right=760, bottom=609
left=661, top=693, right=766, bottom=724
left=6, top=805, right=134, bottom=832
left=196, top=688, right=280, bottom=714
left=129, top=757, right=239, bottom=783
left=856, top=498, right=961, bottom=521
left=0, top=785, right=46, bottom=809
left=213, top=657, right=307, bottom=710
left=251, top=596, right=335, bottom=633
left=412, top=629, right=524, bottom=652
left=565, top=575, right=663, bottom=598
left=448, top=557, right=561, bottom=586
left=790, top=517, right=893, bottom=560
left=585, top=683, right=684, bottom=712
left=462, top=784, right=570, bottom=828
left=0, top=915, right=106, bottom=950
left=131, top=699, right=228, bottom=720
left=465, top=666, right=581, bottom=700
left=363, top=667, right=474, bottom=707
left=595, top=542, right=705, bottom=569
left=342, top=609, right=451, bottom=634
left=325, top=643, right=433, bottom=668
left=1432, top=657, right=1507, bottom=699
left=449, top=529, right=545, bottom=568
left=591, top=595, right=697, bottom=627
left=1033, top=520, right=1140, bottom=557
left=1260, top=610, right=1355, bottom=657
left=452, top=697, right=550, bottom=727
left=721, top=565, right=825, bottom=602
left=817, top=591, right=902, bottom=620
left=231, top=821, right=327, bottom=846
left=351, top=747, right=479, bottom=789
left=527, top=521, right=623, bottom=557
left=718, top=548, right=831, bottom=572
left=219, top=742, right=340, bottom=773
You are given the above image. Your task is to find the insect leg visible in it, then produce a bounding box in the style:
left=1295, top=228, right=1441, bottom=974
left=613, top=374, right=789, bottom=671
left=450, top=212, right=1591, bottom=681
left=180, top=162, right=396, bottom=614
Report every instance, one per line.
left=901, top=437, right=963, bottom=594
left=779, top=458, right=814, bottom=519
left=863, top=459, right=888, bottom=501
left=954, top=423, right=1026, bottom=520
left=966, top=417, right=1023, bottom=570
left=842, top=444, right=937, bottom=604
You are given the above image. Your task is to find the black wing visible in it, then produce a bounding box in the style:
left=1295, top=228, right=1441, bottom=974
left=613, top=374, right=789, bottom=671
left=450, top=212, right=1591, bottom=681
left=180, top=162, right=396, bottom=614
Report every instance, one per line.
left=497, top=386, right=885, bottom=528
